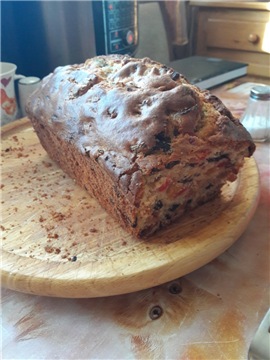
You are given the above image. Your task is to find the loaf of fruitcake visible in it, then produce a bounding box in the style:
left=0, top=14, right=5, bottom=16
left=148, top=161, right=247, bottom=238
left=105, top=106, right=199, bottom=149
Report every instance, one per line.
left=26, top=55, right=255, bottom=237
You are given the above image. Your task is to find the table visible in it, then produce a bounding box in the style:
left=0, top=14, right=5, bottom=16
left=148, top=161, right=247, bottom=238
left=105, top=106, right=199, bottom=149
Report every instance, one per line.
left=1, top=79, right=269, bottom=360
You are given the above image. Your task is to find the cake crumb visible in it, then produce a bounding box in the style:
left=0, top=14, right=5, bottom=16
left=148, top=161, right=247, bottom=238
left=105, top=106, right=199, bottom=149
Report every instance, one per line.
left=42, top=160, right=53, bottom=168
left=52, top=211, right=65, bottom=221
left=44, top=245, right=54, bottom=253
left=47, top=233, right=59, bottom=239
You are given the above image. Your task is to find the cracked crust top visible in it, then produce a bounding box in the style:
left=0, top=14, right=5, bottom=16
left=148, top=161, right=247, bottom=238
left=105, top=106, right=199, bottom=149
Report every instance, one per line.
left=26, top=54, right=255, bottom=205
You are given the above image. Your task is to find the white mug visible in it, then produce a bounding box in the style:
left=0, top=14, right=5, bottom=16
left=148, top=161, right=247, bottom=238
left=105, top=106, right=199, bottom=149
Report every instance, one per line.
left=0, top=62, right=40, bottom=125
left=18, top=77, right=41, bottom=117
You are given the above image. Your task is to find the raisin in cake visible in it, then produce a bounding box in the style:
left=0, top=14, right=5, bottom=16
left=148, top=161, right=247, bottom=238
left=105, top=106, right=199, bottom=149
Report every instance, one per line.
left=26, top=55, right=255, bottom=237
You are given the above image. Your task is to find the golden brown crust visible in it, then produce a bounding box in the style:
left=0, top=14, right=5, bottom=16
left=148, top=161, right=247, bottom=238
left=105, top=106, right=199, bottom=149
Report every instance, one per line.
left=26, top=55, right=255, bottom=237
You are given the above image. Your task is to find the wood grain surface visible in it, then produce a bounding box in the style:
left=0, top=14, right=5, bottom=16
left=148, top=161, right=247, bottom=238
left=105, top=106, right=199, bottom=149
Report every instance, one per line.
left=1, top=118, right=260, bottom=298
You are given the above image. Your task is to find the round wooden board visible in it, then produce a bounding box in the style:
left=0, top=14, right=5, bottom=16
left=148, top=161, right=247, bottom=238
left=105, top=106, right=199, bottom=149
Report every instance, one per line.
left=1, top=119, right=260, bottom=298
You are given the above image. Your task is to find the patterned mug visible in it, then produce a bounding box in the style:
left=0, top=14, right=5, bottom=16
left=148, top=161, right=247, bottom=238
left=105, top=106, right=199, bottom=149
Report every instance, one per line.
left=0, top=62, right=24, bottom=125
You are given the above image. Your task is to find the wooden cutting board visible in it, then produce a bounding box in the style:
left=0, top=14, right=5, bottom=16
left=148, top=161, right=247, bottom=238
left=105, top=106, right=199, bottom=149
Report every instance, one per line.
left=1, top=118, right=260, bottom=298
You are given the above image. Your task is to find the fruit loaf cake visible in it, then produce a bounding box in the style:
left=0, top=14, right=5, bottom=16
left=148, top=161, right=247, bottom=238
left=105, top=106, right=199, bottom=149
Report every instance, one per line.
left=26, top=55, right=255, bottom=237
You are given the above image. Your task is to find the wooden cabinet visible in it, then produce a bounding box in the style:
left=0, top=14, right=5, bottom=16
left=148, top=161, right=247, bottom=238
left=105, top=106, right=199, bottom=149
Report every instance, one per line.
left=190, top=1, right=270, bottom=77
